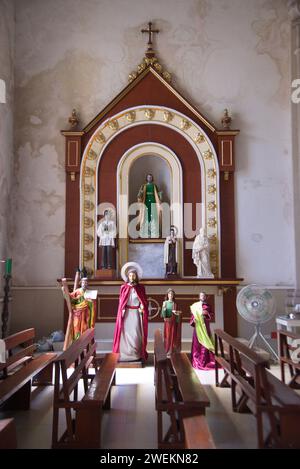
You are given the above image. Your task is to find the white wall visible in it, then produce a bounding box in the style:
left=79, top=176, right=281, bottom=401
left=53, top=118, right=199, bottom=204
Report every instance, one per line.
left=5, top=0, right=294, bottom=338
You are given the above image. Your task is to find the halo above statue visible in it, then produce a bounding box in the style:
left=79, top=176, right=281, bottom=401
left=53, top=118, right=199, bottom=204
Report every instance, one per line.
left=121, top=262, right=143, bottom=282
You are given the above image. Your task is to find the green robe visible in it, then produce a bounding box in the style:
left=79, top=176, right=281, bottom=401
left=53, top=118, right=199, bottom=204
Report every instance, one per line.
left=190, top=301, right=214, bottom=352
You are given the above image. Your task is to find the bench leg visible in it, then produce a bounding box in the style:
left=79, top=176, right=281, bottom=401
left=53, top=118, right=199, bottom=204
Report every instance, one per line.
left=2, top=380, right=31, bottom=410
left=33, top=362, right=54, bottom=386
left=103, top=387, right=111, bottom=410
left=75, top=407, right=102, bottom=448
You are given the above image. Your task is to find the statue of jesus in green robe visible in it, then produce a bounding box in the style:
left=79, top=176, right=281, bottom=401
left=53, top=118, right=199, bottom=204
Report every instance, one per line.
left=137, top=173, right=162, bottom=238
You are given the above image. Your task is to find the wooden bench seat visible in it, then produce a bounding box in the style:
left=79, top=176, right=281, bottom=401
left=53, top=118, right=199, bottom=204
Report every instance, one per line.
left=0, top=328, right=55, bottom=410
left=183, top=415, right=215, bottom=449
left=52, top=328, right=119, bottom=448
left=215, top=328, right=300, bottom=448
left=154, top=329, right=214, bottom=449
left=0, top=418, right=17, bottom=449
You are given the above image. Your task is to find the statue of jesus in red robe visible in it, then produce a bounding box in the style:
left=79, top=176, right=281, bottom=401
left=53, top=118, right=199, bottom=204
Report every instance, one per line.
left=112, top=262, right=149, bottom=362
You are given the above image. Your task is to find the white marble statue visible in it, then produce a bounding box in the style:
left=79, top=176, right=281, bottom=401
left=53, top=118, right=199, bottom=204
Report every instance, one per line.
left=192, top=227, right=214, bottom=278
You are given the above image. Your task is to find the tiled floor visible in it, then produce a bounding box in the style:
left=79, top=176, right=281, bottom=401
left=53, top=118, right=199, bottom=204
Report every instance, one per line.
left=0, top=365, right=283, bottom=449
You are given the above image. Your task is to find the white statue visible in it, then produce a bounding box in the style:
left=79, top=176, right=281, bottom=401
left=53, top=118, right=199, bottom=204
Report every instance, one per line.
left=96, top=209, right=117, bottom=269
left=192, top=227, right=214, bottom=278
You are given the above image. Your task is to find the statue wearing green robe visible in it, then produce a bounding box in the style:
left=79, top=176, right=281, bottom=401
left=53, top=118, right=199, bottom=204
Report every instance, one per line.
left=137, top=173, right=162, bottom=238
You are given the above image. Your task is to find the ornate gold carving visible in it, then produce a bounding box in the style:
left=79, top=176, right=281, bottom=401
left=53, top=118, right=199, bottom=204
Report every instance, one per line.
left=221, top=108, right=232, bottom=130
left=224, top=171, right=230, bottom=181
left=84, top=184, right=94, bottom=195
left=163, top=111, right=174, bottom=123
left=87, top=149, right=98, bottom=160
left=84, top=217, right=94, bottom=229
left=108, top=119, right=119, bottom=131
left=84, top=200, right=95, bottom=212
left=144, top=109, right=155, bottom=120
left=83, top=250, right=94, bottom=262
left=207, top=201, right=216, bottom=211
left=203, top=150, right=213, bottom=160
left=208, top=184, right=216, bottom=194
left=208, top=217, right=217, bottom=228
left=68, top=108, right=79, bottom=129
left=207, top=169, right=216, bottom=179
left=85, top=267, right=94, bottom=277
left=210, top=251, right=218, bottom=262
left=95, top=132, right=106, bottom=144
left=84, top=166, right=95, bottom=177
left=125, top=111, right=136, bottom=123
left=180, top=118, right=191, bottom=131
left=209, top=234, right=217, bottom=243
left=128, top=56, right=172, bottom=84
left=84, top=233, right=94, bottom=244
left=70, top=172, right=76, bottom=182
left=193, top=133, right=205, bottom=144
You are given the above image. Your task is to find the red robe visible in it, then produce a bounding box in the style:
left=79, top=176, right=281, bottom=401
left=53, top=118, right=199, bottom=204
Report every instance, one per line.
left=112, top=283, right=149, bottom=361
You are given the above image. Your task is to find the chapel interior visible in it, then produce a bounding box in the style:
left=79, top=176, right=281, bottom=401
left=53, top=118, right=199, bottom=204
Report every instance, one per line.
left=0, top=0, right=300, bottom=451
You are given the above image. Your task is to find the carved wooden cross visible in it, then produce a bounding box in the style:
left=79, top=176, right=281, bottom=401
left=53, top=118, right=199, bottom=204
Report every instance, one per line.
left=141, top=21, right=159, bottom=46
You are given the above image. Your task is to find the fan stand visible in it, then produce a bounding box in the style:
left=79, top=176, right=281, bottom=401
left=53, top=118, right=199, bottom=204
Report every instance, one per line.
left=248, top=323, right=279, bottom=360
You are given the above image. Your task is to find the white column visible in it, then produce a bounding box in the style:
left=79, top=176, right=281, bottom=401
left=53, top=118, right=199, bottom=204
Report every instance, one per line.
left=288, top=1, right=300, bottom=304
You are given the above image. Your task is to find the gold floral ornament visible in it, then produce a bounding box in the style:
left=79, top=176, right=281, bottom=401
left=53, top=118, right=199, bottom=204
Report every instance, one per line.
left=84, top=217, right=94, bottom=229
left=68, top=108, right=79, bottom=129
left=207, top=169, right=216, bottom=179
left=207, top=217, right=217, bottom=228
left=209, top=234, right=217, bottom=243
left=163, top=111, right=174, bottom=123
left=208, top=184, right=216, bottom=194
left=85, top=267, right=94, bottom=277
left=210, top=251, right=218, bottom=262
left=84, top=233, right=94, bottom=244
left=207, top=201, right=216, bottom=211
left=144, top=109, right=155, bottom=120
left=87, top=148, right=98, bottom=160
left=84, top=166, right=95, bottom=177
left=84, top=200, right=95, bottom=212
left=95, top=132, right=106, bottom=144
left=180, top=118, right=191, bottom=131
left=203, top=150, right=213, bottom=160
left=125, top=111, right=136, bottom=123
left=84, top=184, right=94, bottom=195
left=128, top=56, right=172, bottom=84
left=84, top=250, right=94, bottom=262
left=108, top=119, right=119, bottom=131
left=193, top=133, right=205, bottom=144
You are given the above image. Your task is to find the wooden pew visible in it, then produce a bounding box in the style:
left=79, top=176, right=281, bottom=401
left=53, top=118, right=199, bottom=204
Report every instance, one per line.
left=51, top=328, right=119, bottom=449
left=154, top=329, right=214, bottom=449
left=0, top=328, right=55, bottom=410
left=278, top=329, right=300, bottom=388
left=0, top=418, right=17, bottom=449
left=214, top=328, right=300, bottom=448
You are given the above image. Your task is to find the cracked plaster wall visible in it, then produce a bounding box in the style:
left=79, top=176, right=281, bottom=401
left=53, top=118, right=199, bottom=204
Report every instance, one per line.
left=12, top=0, right=294, bottom=289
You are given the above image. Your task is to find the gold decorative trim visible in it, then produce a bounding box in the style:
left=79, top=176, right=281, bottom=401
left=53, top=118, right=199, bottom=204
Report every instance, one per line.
left=84, top=200, right=95, bottom=212
left=193, top=133, right=205, bottom=144
left=203, top=150, right=213, bottom=160
left=108, top=119, right=119, bottom=131
left=84, top=184, right=94, bottom=195
left=125, top=111, right=136, bottom=122
left=84, top=217, right=94, bottom=228
left=70, top=172, right=76, bottom=182
left=207, top=169, right=216, bottom=179
left=180, top=118, right=191, bottom=131
left=208, top=217, right=217, bottom=228
left=163, top=111, right=174, bottom=123
left=144, top=108, right=155, bottom=120
left=207, top=201, right=216, bottom=211
left=129, top=55, right=172, bottom=84
left=87, top=149, right=98, bottom=160
left=84, top=166, right=95, bottom=177
left=67, top=140, right=79, bottom=167
left=95, top=132, right=106, bottom=144
left=208, top=184, right=216, bottom=194
left=84, top=233, right=94, bottom=244
left=84, top=250, right=94, bottom=261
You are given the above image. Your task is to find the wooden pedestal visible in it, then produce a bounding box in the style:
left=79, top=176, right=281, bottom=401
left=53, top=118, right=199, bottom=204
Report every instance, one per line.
left=95, top=269, right=116, bottom=279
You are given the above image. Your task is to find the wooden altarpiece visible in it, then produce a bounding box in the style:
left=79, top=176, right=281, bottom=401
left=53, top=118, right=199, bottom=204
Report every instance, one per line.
left=61, top=40, right=242, bottom=336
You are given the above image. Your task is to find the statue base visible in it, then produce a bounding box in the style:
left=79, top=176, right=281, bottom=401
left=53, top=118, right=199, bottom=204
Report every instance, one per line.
left=165, top=273, right=180, bottom=280
left=95, top=269, right=116, bottom=279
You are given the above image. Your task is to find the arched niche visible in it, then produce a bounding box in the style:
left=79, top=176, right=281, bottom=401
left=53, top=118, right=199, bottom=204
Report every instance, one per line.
left=116, top=142, right=183, bottom=276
